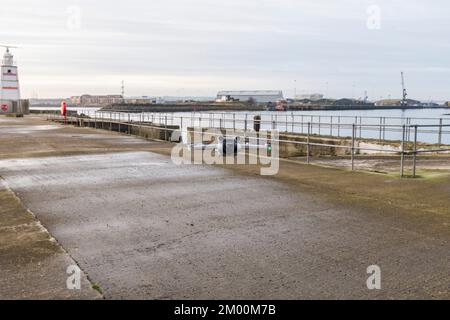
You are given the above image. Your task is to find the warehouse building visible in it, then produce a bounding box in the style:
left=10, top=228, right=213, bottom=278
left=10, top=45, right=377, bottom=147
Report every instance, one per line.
left=295, top=93, right=324, bottom=101
left=216, top=90, right=283, bottom=103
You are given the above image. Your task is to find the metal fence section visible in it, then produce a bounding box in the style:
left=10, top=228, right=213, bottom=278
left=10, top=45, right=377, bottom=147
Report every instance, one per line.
left=65, top=109, right=450, bottom=145
left=47, top=111, right=450, bottom=178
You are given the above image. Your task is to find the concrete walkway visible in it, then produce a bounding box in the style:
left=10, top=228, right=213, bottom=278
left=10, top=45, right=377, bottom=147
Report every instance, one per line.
left=0, top=115, right=449, bottom=299
left=0, top=180, right=100, bottom=299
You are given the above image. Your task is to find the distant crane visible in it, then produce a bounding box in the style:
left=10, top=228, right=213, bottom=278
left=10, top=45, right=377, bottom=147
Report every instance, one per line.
left=401, top=72, right=408, bottom=107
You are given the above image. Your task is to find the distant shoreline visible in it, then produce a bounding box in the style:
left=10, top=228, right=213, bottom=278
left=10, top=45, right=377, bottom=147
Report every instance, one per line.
left=30, top=104, right=449, bottom=113
left=100, top=104, right=448, bottom=113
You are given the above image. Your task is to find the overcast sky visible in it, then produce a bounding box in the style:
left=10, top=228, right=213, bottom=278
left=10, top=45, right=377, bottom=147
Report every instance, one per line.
left=2, top=0, right=449, bottom=100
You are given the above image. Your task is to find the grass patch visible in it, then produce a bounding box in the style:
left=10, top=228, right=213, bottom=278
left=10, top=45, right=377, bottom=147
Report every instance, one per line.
left=5, top=113, right=24, bottom=118
left=91, top=283, right=103, bottom=294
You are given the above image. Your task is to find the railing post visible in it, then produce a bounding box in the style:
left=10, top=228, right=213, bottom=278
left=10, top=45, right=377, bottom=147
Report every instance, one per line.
left=413, top=125, right=418, bottom=178
left=162, top=115, right=166, bottom=140
left=379, top=117, right=383, bottom=141
left=318, top=115, right=321, bottom=135
left=337, top=116, right=341, bottom=137
left=438, top=118, right=443, bottom=146
left=306, top=122, right=311, bottom=164
left=301, top=115, right=304, bottom=133
left=407, top=118, right=411, bottom=142
left=244, top=114, right=248, bottom=131
left=359, top=116, right=362, bottom=139
left=128, top=114, right=130, bottom=134
left=400, top=124, right=406, bottom=178
left=291, top=113, right=294, bottom=133
left=330, top=116, right=333, bottom=136
left=351, top=124, right=355, bottom=171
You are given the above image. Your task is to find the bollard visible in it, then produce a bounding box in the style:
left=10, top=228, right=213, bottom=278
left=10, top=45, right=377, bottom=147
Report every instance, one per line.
left=253, top=115, right=261, bottom=133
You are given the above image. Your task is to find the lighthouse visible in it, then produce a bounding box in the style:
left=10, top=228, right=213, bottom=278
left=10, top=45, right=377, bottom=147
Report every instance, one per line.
left=0, top=46, right=21, bottom=113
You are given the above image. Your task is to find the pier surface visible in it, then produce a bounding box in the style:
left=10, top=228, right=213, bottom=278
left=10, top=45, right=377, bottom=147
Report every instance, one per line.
left=0, top=115, right=449, bottom=299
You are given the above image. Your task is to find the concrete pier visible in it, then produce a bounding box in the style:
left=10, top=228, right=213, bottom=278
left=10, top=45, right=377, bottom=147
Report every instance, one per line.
left=0, top=115, right=449, bottom=299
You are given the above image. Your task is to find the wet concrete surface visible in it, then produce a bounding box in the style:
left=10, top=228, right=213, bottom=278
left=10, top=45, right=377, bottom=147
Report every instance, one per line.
left=0, top=180, right=100, bottom=299
left=0, top=115, right=449, bottom=299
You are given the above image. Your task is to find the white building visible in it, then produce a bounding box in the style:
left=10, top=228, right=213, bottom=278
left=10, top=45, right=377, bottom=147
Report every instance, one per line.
left=0, top=47, right=21, bottom=113
left=124, top=96, right=164, bottom=104
left=216, top=90, right=283, bottom=103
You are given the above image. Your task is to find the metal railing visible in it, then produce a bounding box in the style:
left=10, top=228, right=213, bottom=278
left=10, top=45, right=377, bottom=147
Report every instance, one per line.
left=47, top=111, right=450, bottom=178
left=60, top=109, right=450, bottom=145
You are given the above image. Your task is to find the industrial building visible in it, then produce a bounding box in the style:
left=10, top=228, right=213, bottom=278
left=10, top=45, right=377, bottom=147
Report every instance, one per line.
left=295, top=93, right=324, bottom=101
left=216, top=90, right=283, bottom=103
left=70, top=95, right=124, bottom=106
left=375, top=99, right=422, bottom=107
left=124, top=96, right=164, bottom=104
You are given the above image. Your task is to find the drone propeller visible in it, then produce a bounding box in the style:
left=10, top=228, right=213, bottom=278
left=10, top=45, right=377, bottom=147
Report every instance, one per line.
left=0, top=45, right=19, bottom=52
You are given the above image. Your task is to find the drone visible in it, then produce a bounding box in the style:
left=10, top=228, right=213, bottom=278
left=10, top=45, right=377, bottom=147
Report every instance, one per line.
left=188, top=135, right=271, bottom=156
